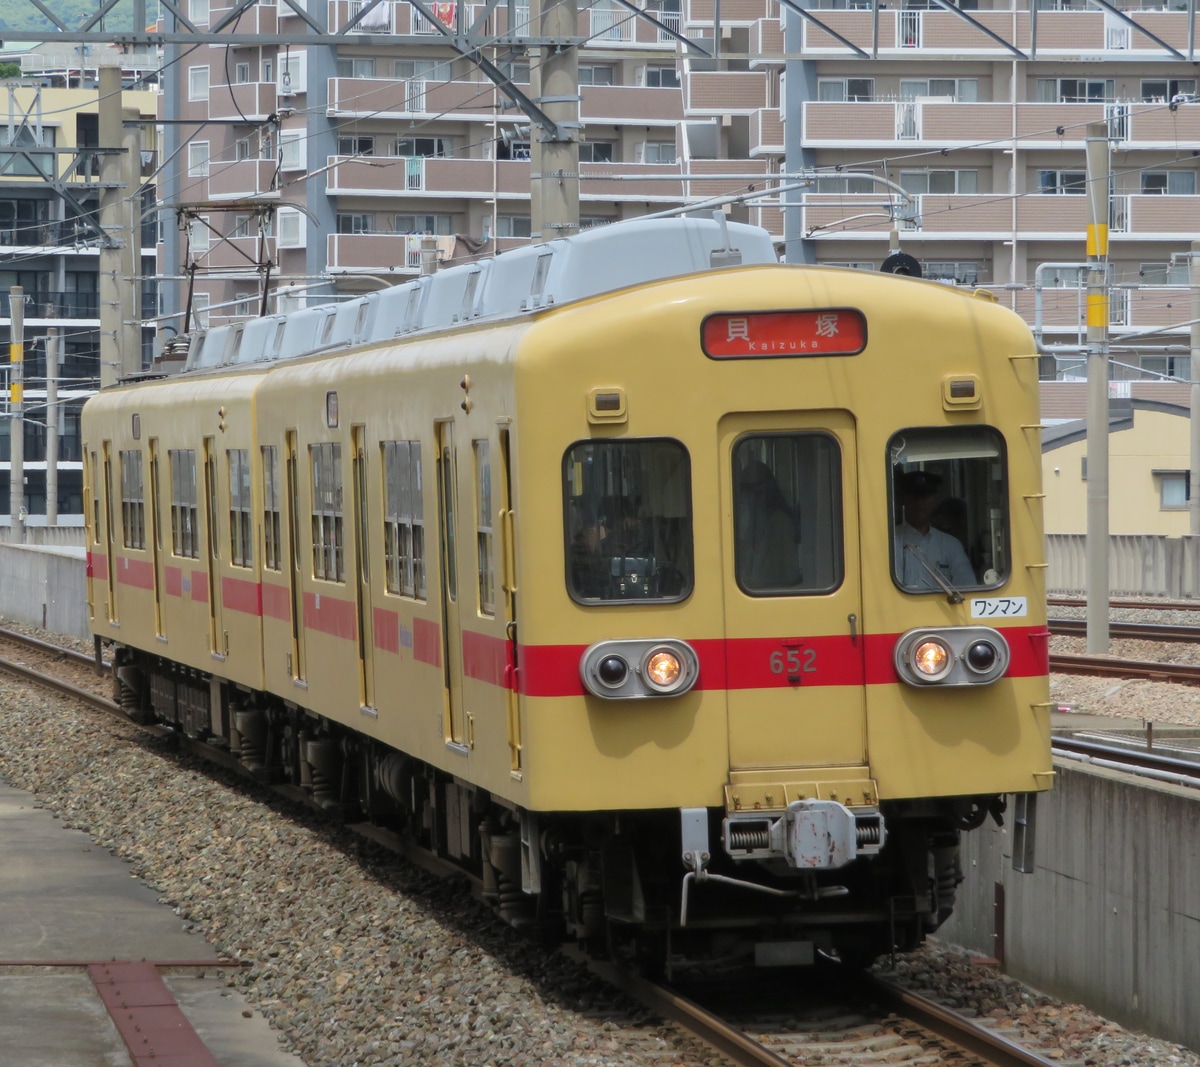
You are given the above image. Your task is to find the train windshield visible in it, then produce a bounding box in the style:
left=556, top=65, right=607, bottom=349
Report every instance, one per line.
left=564, top=439, right=692, bottom=603
left=889, top=426, right=1009, bottom=595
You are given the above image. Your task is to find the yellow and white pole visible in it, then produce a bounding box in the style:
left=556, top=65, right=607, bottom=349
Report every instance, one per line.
left=1085, top=122, right=1110, bottom=653
left=8, top=285, right=23, bottom=543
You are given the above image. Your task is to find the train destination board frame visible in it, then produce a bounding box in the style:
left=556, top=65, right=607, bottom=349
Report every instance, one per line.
left=701, top=309, right=868, bottom=359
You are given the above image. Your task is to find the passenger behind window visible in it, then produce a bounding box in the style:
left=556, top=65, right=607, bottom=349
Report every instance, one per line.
left=735, top=460, right=801, bottom=591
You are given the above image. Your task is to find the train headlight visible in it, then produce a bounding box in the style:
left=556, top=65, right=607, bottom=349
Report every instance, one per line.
left=912, top=639, right=952, bottom=679
left=894, top=627, right=1010, bottom=688
left=581, top=639, right=700, bottom=699
left=643, top=648, right=684, bottom=692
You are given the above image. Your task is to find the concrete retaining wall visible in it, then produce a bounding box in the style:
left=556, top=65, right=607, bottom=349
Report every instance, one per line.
left=0, top=543, right=89, bottom=639
left=941, top=761, right=1200, bottom=1051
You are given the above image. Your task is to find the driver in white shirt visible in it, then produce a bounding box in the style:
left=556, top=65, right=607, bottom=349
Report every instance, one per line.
left=895, top=470, right=976, bottom=589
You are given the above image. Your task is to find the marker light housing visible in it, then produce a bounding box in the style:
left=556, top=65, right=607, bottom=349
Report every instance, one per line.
left=894, top=626, right=1010, bottom=687
left=580, top=639, right=700, bottom=699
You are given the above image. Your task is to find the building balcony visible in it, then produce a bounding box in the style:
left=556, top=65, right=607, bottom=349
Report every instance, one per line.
left=749, top=18, right=785, bottom=63
left=582, top=85, right=684, bottom=125
left=208, top=159, right=279, bottom=200
left=685, top=158, right=771, bottom=199
left=326, top=156, right=532, bottom=197
left=800, top=8, right=1199, bottom=56
left=327, top=77, right=497, bottom=119
left=687, top=0, right=770, bottom=23
left=2, top=290, right=100, bottom=321
left=211, top=0, right=277, bottom=32
left=749, top=108, right=784, bottom=155
left=686, top=71, right=769, bottom=115
left=207, top=82, right=278, bottom=123
left=801, top=192, right=1200, bottom=241
left=801, top=100, right=1200, bottom=149
left=1010, top=286, right=1197, bottom=334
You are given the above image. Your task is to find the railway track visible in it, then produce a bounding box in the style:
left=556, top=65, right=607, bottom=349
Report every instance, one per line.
left=1049, top=618, right=1200, bottom=642
left=1048, top=596, right=1200, bottom=612
left=1053, top=733, right=1200, bottom=789
left=0, top=624, right=1070, bottom=1067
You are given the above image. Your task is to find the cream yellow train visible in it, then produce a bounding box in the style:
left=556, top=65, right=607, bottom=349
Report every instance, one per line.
left=83, top=217, right=1053, bottom=971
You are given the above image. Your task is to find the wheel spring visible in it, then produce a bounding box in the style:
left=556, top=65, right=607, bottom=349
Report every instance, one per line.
left=856, top=821, right=883, bottom=847
left=728, top=824, right=771, bottom=850
left=497, top=874, right=526, bottom=922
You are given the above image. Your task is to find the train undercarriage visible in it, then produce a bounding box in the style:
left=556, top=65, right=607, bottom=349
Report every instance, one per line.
left=113, top=646, right=1002, bottom=973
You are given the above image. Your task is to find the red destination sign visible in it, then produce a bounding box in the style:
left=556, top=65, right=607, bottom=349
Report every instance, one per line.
left=701, top=309, right=867, bottom=359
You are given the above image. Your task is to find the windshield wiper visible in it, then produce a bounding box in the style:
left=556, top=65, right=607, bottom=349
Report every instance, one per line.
left=904, top=543, right=964, bottom=604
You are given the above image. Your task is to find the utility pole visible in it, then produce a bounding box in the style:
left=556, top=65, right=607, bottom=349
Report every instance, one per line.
left=1190, top=241, right=1200, bottom=538
left=529, top=0, right=580, bottom=242
left=1085, top=121, right=1110, bottom=653
left=8, top=286, right=23, bottom=543
left=98, top=65, right=143, bottom=387
left=46, top=327, right=58, bottom=527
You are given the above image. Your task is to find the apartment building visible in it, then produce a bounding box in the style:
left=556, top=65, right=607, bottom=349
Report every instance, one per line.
left=158, top=0, right=783, bottom=330
left=783, top=1, right=1200, bottom=377
left=0, top=54, right=158, bottom=526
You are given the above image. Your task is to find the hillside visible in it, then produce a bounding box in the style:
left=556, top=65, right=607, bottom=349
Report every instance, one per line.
left=0, top=0, right=136, bottom=35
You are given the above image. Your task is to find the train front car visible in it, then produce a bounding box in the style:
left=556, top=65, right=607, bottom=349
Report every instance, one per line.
left=516, top=259, right=1052, bottom=971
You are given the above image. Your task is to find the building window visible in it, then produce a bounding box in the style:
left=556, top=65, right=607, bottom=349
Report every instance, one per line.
left=235, top=137, right=251, bottom=160
left=496, top=215, right=531, bottom=238
left=474, top=440, right=495, bottom=615
left=1038, top=170, right=1086, bottom=195
left=1140, top=262, right=1190, bottom=285
left=900, top=169, right=978, bottom=195
left=228, top=449, right=253, bottom=567
left=824, top=260, right=876, bottom=270
left=262, top=445, right=282, bottom=571
left=189, top=216, right=210, bottom=255
left=190, top=0, right=210, bottom=24
left=579, top=64, right=614, bottom=85
left=579, top=141, right=614, bottom=163
left=923, top=261, right=981, bottom=285
left=395, top=136, right=449, bottom=157
left=169, top=449, right=199, bottom=558
left=337, top=135, right=375, bottom=156
left=394, top=213, right=453, bottom=235
left=1142, top=170, right=1196, bottom=195
left=234, top=61, right=250, bottom=84
left=192, top=292, right=210, bottom=330
left=120, top=449, right=145, bottom=549
left=278, top=51, right=307, bottom=95
left=815, top=174, right=875, bottom=194
left=187, top=141, right=210, bottom=177
left=900, top=78, right=977, bottom=101
left=818, top=78, right=874, bottom=101
left=277, top=209, right=305, bottom=248
left=1160, top=472, right=1190, bottom=509
left=188, top=66, right=210, bottom=101
left=1142, top=78, right=1195, bottom=103
left=335, top=56, right=377, bottom=78
left=643, top=141, right=676, bottom=164
left=310, top=442, right=344, bottom=581
left=261, top=58, right=273, bottom=83
left=383, top=440, right=425, bottom=598
left=336, top=213, right=376, bottom=234
left=279, top=131, right=305, bottom=170
left=645, top=64, right=679, bottom=88
left=1036, top=78, right=1114, bottom=103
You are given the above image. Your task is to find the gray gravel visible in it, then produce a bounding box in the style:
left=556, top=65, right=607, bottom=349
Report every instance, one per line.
left=0, top=617, right=1198, bottom=1065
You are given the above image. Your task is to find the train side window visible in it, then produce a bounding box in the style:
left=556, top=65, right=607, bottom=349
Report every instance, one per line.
left=474, top=439, right=494, bottom=616
left=119, top=448, right=146, bottom=549
left=90, top=450, right=101, bottom=543
left=564, top=438, right=692, bottom=604
left=228, top=449, right=253, bottom=567
left=889, top=426, right=1008, bottom=594
left=261, top=446, right=282, bottom=571
left=732, top=433, right=842, bottom=596
left=382, top=440, right=425, bottom=600
left=168, top=449, right=199, bottom=558
left=310, top=442, right=345, bottom=581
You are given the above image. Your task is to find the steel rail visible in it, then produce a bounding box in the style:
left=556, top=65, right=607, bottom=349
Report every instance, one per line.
left=1049, top=652, right=1200, bottom=685
left=1049, top=618, right=1200, bottom=642
left=1048, top=596, right=1200, bottom=612
left=1052, top=735, right=1200, bottom=788
left=866, top=975, right=1064, bottom=1067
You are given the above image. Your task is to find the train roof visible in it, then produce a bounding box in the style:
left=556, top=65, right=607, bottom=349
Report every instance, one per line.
left=183, top=216, right=778, bottom=374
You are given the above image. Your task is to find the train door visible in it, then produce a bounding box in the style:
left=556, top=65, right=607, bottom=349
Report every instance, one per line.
left=436, top=420, right=466, bottom=748
left=84, top=449, right=97, bottom=622
left=284, top=430, right=307, bottom=683
left=497, top=427, right=521, bottom=772
left=101, top=441, right=118, bottom=623
left=351, top=425, right=375, bottom=711
left=720, top=413, right=866, bottom=769
left=202, top=437, right=225, bottom=656
left=148, top=438, right=165, bottom=638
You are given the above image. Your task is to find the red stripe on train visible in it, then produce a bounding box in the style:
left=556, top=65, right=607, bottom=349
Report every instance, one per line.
left=88, top=552, right=108, bottom=580
left=516, top=625, right=1049, bottom=698
left=115, top=556, right=155, bottom=590
left=261, top=582, right=290, bottom=621
left=222, top=575, right=262, bottom=616
left=190, top=569, right=209, bottom=603
left=303, top=591, right=357, bottom=641
left=462, top=629, right=511, bottom=687
left=374, top=608, right=400, bottom=654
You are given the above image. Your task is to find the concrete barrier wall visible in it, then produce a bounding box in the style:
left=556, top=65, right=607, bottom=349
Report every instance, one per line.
left=940, top=762, right=1200, bottom=1051
left=0, top=543, right=89, bottom=639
